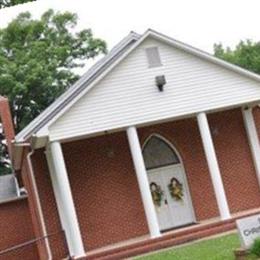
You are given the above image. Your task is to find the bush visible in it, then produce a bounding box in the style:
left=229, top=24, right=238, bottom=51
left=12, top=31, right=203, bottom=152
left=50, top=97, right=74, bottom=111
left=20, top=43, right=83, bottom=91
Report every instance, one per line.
left=250, top=238, right=260, bottom=257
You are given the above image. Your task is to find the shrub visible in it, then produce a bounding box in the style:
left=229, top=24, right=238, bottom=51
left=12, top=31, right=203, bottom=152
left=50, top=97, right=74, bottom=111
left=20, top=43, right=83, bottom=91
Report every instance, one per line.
left=250, top=238, right=260, bottom=257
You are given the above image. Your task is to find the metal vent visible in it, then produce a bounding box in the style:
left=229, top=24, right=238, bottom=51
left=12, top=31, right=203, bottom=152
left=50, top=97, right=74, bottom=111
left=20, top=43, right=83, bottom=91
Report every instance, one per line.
left=0, top=174, right=17, bottom=202
left=145, top=47, right=162, bottom=68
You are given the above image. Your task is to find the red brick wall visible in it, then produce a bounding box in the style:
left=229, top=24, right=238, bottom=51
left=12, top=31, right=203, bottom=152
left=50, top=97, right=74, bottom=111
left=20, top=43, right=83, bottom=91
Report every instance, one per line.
left=209, top=109, right=260, bottom=213
left=31, top=150, right=69, bottom=259
left=138, top=116, right=220, bottom=220
left=0, top=199, right=38, bottom=260
left=29, top=108, right=260, bottom=253
left=21, top=149, right=53, bottom=260
left=139, top=108, right=260, bottom=220
left=62, top=133, right=149, bottom=250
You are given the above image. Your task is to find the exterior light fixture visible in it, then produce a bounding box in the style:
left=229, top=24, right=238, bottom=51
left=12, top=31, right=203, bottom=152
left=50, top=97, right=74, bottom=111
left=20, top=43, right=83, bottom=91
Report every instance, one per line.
left=155, top=75, right=166, bottom=92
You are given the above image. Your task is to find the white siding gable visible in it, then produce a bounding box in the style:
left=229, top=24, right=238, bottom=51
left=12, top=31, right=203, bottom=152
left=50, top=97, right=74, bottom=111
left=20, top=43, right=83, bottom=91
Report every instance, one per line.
left=49, top=37, right=260, bottom=141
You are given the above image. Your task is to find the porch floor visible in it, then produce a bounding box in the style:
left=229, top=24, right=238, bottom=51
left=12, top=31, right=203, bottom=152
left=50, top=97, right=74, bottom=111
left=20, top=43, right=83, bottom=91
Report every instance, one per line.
left=86, top=207, right=260, bottom=260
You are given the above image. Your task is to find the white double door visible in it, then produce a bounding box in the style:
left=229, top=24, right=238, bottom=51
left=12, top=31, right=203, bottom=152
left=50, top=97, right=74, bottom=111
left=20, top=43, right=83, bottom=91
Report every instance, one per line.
left=148, top=164, right=195, bottom=231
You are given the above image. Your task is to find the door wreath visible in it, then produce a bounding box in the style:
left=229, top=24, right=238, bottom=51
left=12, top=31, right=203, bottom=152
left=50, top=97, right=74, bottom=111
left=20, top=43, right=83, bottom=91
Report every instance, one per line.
left=150, top=182, right=164, bottom=207
left=168, top=177, right=184, bottom=201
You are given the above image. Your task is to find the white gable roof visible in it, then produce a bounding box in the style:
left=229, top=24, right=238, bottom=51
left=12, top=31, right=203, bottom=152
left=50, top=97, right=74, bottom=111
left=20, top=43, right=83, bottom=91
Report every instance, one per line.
left=16, top=29, right=260, bottom=144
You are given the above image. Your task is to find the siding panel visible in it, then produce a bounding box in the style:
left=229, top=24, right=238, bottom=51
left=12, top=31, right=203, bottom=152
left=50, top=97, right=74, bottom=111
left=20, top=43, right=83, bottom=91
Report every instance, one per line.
left=49, top=38, right=260, bottom=141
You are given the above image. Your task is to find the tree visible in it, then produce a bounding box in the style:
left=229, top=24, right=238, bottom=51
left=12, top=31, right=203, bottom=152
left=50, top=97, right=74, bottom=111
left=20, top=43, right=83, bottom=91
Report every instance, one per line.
left=0, top=9, right=107, bottom=132
left=214, top=40, right=260, bottom=74
left=0, top=10, right=107, bottom=174
left=0, top=0, right=35, bottom=9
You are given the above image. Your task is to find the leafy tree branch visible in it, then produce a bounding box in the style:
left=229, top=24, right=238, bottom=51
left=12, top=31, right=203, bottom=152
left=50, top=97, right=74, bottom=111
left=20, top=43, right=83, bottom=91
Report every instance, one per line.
left=0, top=9, right=107, bottom=174
left=214, top=40, right=260, bottom=74
left=0, top=0, right=35, bottom=9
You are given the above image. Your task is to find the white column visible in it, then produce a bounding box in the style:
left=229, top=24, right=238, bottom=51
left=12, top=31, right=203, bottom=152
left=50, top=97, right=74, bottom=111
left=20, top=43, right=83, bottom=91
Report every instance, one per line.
left=47, top=141, right=85, bottom=258
left=126, top=126, right=161, bottom=238
left=197, top=112, right=231, bottom=220
left=242, top=108, right=260, bottom=186
left=45, top=148, right=67, bottom=233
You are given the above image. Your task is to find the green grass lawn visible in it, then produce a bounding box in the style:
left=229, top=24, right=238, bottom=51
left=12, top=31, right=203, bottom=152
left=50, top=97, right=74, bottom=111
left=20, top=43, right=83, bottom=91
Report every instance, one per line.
left=136, top=233, right=257, bottom=260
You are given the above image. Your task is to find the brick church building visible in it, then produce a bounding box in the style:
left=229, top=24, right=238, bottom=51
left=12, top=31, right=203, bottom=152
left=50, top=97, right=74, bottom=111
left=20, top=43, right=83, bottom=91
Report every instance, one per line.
left=1, top=29, right=260, bottom=259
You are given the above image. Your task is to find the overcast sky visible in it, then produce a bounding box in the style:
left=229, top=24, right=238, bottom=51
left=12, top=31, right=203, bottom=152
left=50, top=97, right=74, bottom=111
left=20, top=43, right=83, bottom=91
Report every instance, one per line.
left=1, top=0, right=260, bottom=73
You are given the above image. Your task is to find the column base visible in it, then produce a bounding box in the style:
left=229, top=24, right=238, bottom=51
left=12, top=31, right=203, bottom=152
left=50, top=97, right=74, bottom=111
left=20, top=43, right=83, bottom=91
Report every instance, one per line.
left=150, top=232, right=161, bottom=239
left=220, top=214, right=231, bottom=221
left=71, top=253, right=87, bottom=259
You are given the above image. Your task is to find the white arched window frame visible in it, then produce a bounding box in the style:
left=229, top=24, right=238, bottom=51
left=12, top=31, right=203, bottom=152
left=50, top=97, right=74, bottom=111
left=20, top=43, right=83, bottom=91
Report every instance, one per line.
left=142, top=134, right=184, bottom=170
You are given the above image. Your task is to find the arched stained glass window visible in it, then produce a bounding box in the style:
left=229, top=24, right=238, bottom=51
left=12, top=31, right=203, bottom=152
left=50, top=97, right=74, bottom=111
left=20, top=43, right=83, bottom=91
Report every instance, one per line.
left=143, top=135, right=180, bottom=170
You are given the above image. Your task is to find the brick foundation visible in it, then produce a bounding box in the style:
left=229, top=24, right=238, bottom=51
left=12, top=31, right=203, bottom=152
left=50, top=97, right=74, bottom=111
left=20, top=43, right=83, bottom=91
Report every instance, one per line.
left=86, top=209, right=260, bottom=260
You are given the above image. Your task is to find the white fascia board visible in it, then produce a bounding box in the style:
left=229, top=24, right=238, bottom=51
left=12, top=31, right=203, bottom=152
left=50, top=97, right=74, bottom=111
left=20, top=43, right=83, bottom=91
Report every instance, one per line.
left=36, top=126, right=49, bottom=138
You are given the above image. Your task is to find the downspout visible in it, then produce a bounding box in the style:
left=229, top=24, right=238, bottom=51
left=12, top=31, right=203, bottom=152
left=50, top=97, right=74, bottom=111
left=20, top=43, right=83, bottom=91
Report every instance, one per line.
left=22, top=142, right=52, bottom=259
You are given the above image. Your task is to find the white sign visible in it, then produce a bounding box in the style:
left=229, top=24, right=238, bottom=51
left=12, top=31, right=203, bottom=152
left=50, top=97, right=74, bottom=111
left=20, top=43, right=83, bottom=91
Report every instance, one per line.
left=236, top=214, right=260, bottom=248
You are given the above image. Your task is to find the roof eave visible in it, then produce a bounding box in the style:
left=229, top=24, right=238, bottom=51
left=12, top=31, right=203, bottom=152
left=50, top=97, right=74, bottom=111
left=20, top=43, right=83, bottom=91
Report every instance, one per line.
left=15, top=31, right=141, bottom=143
